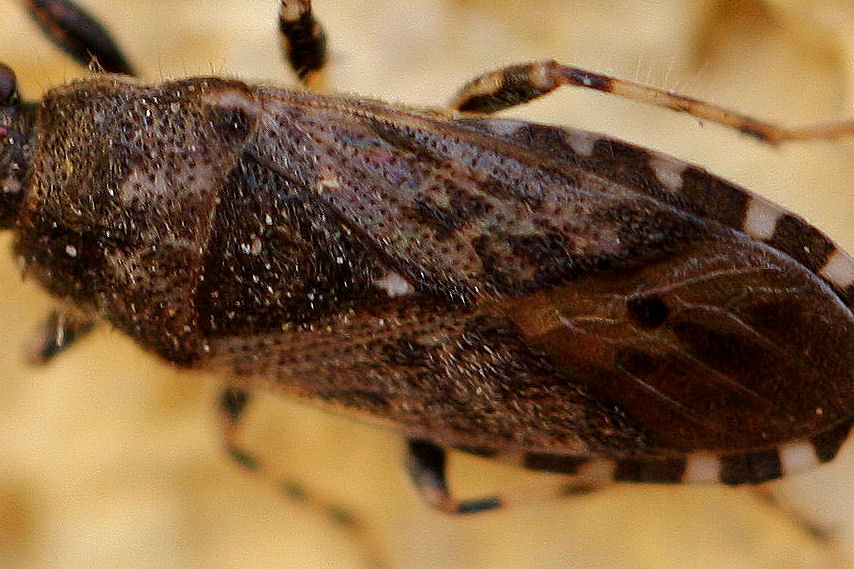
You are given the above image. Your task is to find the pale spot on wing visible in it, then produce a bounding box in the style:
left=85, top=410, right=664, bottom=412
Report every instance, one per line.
left=565, top=130, right=597, bottom=157
left=743, top=196, right=784, bottom=240
left=682, top=453, right=721, bottom=483
left=819, top=248, right=854, bottom=289
left=483, top=119, right=528, bottom=137
left=648, top=155, right=687, bottom=192
left=197, top=88, right=260, bottom=114
left=373, top=271, right=415, bottom=298
left=316, top=177, right=342, bottom=193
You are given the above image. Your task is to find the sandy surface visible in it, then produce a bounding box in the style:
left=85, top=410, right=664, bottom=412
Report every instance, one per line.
left=0, top=1, right=852, bottom=568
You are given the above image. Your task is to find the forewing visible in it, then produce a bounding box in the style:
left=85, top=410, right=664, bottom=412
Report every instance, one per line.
left=249, top=90, right=854, bottom=456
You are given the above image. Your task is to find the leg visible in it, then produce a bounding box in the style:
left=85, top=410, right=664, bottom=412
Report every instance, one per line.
left=26, top=309, right=96, bottom=365
left=19, top=0, right=135, bottom=75
left=278, top=0, right=327, bottom=87
left=406, top=439, right=502, bottom=514
left=450, top=60, right=854, bottom=145
left=407, top=439, right=599, bottom=514
left=218, top=386, right=387, bottom=569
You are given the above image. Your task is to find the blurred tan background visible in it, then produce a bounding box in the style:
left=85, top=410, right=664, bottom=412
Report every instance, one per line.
left=0, top=1, right=853, bottom=568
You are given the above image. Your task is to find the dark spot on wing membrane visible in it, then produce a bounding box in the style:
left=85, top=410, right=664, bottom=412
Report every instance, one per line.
left=626, top=295, right=670, bottom=328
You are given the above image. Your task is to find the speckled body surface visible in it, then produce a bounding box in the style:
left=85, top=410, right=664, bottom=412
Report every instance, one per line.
left=5, top=74, right=852, bottom=485
left=2, top=2, right=854, bottom=569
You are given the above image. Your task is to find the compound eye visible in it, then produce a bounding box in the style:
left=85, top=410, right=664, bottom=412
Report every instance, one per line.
left=0, top=64, right=18, bottom=104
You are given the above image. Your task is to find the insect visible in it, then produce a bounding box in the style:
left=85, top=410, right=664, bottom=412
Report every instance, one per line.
left=3, top=0, right=852, bottom=532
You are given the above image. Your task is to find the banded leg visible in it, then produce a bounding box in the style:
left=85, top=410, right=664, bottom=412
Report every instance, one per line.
left=26, top=309, right=96, bottom=365
left=19, top=0, right=134, bottom=75
left=407, top=439, right=597, bottom=514
left=450, top=60, right=854, bottom=145
left=279, top=0, right=328, bottom=86
left=219, top=387, right=387, bottom=569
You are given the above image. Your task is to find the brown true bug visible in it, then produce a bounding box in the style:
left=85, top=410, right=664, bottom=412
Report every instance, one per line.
left=2, top=0, right=853, bottom=542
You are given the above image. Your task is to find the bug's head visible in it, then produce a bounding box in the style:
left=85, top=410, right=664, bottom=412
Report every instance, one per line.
left=0, top=63, right=37, bottom=230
